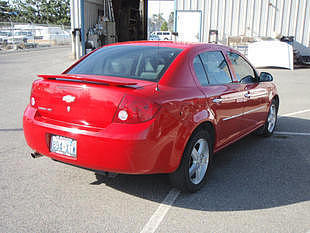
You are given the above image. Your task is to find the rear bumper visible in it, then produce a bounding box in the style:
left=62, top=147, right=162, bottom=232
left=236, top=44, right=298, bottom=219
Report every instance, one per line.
left=23, top=105, right=176, bottom=174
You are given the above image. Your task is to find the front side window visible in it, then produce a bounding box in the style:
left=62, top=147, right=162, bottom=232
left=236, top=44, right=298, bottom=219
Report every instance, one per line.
left=68, top=45, right=182, bottom=82
left=227, top=52, right=257, bottom=83
left=199, top=51, right=232, bottom=85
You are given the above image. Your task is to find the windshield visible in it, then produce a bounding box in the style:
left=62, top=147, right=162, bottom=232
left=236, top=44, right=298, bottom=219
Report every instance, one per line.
left=68, top=45, right=182, bottom=82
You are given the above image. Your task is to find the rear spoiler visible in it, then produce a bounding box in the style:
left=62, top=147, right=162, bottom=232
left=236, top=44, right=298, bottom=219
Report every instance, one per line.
left=38, top=74, right=138, bottom=86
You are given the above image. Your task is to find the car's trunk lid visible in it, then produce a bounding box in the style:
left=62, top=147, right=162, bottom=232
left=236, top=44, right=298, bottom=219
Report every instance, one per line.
left=32, top=74, right=154, bottom=128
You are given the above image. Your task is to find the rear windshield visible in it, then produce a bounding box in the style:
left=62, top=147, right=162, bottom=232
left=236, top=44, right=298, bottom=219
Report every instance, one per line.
left=68, top=45, right=182, bottom=82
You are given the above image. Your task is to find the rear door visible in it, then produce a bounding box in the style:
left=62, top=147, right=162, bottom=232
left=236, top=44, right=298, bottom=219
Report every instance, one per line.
left=227, top=52, right=269, bottom=131
left=192, top=50, right=245, bottom=148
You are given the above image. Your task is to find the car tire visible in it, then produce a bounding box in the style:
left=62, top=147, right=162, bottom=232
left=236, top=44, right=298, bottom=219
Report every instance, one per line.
left=169, top=130, right=213, bottom=192
left=258, top=99, right=278, bottom=137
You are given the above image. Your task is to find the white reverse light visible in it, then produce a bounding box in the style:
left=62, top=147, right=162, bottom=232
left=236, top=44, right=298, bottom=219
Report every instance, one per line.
left=31, top=97, right=35, bottom=106
left=118, top=110, right=128, bottom=121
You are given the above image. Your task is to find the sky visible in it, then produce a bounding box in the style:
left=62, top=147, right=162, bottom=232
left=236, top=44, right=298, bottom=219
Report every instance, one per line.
left=148, top=0, right=174, bottom=21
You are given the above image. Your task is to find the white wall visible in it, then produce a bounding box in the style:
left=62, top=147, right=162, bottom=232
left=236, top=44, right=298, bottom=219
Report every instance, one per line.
left=175, top=0, right=310, bottom=47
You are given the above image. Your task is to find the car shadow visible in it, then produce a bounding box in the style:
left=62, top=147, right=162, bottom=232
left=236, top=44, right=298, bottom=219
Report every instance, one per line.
left=257, top=65, right=310, bottom=70
left=293, top=65, right=310, bottom=69
left=90, top=116, right=310, bottom=211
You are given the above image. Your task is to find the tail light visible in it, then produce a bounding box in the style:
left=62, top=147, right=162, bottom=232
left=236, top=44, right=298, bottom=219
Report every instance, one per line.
left=113, top=95, right=160, bottom=124
left=30, top=80, right=39, bottom=107
left=31, top=97, right=36, bottom=106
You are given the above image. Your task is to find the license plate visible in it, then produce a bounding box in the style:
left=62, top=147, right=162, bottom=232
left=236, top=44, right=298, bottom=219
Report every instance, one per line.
left=50, top=135, right=77, bottom=157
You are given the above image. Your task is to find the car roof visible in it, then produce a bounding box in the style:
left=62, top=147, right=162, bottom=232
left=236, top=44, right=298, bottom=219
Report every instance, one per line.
left=108, top=41, right=232, bottom=51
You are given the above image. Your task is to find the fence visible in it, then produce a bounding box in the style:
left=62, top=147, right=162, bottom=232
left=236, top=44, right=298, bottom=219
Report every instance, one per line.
left=0, top=22, right=71, bottom=51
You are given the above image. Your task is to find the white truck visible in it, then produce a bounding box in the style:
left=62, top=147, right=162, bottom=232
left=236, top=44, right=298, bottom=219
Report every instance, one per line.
left=150, top=31, right=172, bottom=41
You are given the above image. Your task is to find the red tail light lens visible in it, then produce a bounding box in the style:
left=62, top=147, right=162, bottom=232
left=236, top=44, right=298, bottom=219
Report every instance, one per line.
left=113, top=95, right=160, bottom=124
left=30, top=80, right=40, bottom=107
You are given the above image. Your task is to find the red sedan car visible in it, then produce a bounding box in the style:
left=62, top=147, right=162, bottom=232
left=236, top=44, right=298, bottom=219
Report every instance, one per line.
left=23, top=41, right=279, bottom=192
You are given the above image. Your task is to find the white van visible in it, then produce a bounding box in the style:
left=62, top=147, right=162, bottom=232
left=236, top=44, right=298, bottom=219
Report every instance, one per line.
left=151, top=31, right=172, bottom=41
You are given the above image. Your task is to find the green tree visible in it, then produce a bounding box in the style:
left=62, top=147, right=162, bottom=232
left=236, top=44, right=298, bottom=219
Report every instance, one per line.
left=149, top=13, right=167, bottom=32
left=0, top=1, right=15, bottom=22
left=11, top=0, right=70, bottom=25
left=160, top=21, right=168, bottom=31
left=168, top=11, right=174, bottom=31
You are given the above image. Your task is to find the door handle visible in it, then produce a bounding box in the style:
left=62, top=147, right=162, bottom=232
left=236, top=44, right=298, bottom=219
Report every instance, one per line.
left=212, top=98, right=223, bottom=103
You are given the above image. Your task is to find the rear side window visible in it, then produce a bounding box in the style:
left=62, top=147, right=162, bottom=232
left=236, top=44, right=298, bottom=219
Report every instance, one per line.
left=200, top=51, right=232, bottom=84
left=68, top=45, right=182, bottom=82
left=227, top=52, right=256, bottom=83
left=193, top=56, right=209, bottom=86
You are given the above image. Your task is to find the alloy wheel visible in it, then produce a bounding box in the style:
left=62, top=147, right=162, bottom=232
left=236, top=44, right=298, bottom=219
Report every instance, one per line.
left=189, top=138, right=209, bottom=184
left=267, top=103, right=277, bottom=133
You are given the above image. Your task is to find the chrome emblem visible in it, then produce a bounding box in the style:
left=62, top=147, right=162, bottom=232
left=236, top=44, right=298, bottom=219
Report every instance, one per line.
left=62, top=95, right=76, bottom=103
left=67, top=106, right=71, bottom=112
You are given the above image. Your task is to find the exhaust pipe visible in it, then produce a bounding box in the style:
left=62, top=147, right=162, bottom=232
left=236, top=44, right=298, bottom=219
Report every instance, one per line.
left=31, top=152, right=43, bottom=159
left=95, top=171, right=118, bottom=178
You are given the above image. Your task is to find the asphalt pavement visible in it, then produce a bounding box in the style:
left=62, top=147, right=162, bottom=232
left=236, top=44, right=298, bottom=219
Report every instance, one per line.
left=0, top=47, right=309, bottom=233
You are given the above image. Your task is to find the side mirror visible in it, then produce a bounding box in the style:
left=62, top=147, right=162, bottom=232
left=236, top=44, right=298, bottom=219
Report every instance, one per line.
left=259, top=72, right=273, bottom=82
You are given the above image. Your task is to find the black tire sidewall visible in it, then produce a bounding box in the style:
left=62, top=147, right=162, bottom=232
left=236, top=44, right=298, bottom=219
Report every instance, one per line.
left=170, top=130, right=213, bottom=192
left=263, top=99, right=278, bottom=136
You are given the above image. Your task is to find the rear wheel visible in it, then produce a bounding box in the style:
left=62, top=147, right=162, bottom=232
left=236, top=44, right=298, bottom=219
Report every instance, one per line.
left=169, top=130, right=213, bottom=192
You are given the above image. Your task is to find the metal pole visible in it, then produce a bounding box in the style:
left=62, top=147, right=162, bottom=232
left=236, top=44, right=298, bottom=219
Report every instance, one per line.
left=80, top=0, right=85, bottom=56
left=74, top=0, right=80, bottom=59
left=81, top=0, right=85, bottom=56
left=70, top=0, right=76, bottom=59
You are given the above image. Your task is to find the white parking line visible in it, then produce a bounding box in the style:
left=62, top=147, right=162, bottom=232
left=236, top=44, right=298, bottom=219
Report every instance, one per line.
left=280, top=109, right=310, bottom=117
left=140, top=188, right=180, bottom=233
left=274, top=131, right=310, bottom=136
